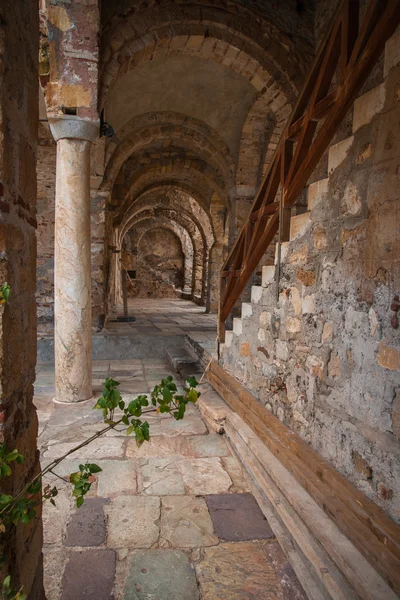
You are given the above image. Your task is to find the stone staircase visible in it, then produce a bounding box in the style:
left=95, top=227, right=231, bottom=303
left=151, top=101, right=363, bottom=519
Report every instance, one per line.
left=210, top=39, right=400, bottom=598
left=221, top=71, right=387, bottom=355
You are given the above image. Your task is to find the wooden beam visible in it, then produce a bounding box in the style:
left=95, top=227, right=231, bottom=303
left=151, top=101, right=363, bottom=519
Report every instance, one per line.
left=208, top=361, right=400, bottom=594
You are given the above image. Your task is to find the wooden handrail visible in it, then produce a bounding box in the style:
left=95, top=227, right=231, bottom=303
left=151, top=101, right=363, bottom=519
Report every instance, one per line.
left=219, top=0, right=400, bottom=341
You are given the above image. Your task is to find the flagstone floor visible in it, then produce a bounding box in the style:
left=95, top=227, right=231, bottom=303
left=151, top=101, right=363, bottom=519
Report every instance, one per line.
left=35, top=358, right=307, bottom=600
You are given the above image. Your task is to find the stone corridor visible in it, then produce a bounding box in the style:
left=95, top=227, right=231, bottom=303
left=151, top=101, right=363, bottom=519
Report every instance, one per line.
left=35, top=357, right=306, bottom=599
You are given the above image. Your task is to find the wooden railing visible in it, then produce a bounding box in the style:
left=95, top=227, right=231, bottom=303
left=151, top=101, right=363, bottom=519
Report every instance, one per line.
left=219, top=0, right=400, bottom=341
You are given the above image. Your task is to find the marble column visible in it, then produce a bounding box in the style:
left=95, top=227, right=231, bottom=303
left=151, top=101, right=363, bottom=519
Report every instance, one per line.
left=49, top=117, right=98, bottom=403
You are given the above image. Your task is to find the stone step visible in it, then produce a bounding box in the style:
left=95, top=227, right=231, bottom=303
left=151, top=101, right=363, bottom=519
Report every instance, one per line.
left=225, top=412, right=398, bottom=600
left=232, top=317, right=242, bottom=336
left=166, top=347, right=198, bottom=373
left=384, top=25, right=400, bottom=76
left=289, top=212, right=311, bottom=241
left=241, top=302, right=253, bottom=318
left=251, top=285, right=263, bottom=304
left=328, top=136, right=354, bottom=174
left=224, top=330, right=234, bottom=348
left=353, top=83, right=386, bottom=133
left=261, top=265, right=275, bottom=287
left=307, top=178, right=329, bottom=211
left=184, top=335, right=214, bottom=369
left=274, top=241, right=289, bottom=265
left=196, top=382, right=234, bottom=434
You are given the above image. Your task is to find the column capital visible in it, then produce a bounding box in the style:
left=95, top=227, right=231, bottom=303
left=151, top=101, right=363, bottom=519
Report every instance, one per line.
left=49, top=116, right=99, bottom=143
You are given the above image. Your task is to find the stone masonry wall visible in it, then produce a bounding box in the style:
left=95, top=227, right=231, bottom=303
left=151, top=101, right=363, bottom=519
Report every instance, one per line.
left=123, top=227, right=185, bottom=299
left=221, top=28, right=400, bottom=523
left=0, top=3, right=44, bottom=597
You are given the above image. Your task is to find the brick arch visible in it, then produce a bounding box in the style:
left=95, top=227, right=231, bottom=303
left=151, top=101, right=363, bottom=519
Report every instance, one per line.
left=102, top=115, right=235, bottom=198
left=120, top=204, right=208, bottom=301
left=99, top=2, right=308, bottom=109
left=113, top=161, right=227, bottom=226
left=235, top=83, right=293, bottom=190
left=119, top=188, right=215, bottom=250
left=123, top=217, right=195, bottom=293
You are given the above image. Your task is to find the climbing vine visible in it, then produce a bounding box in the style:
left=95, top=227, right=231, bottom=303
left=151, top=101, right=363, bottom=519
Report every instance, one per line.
left=0, top=284, right=199, bottom=598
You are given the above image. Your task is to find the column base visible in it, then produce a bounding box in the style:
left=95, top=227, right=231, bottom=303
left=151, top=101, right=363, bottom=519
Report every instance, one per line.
left=53, top=395, right=95, bottom=405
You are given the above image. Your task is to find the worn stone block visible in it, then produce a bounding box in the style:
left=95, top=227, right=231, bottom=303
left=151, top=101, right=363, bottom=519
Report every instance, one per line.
left=307, top=178, right=328, bottom=210
left=384, top=27, right=400, bottom=75
left=328, top=136, right=354, bottom=173
left=139, top=457, right=185, bottom=495
left=205, top=493, right=274, bottom=541
left=124, top=550, right=199, bottom=600
left=160, top=496, right=218, bottom=548
left=233, top=317, right=242, bottom=335
left=195, top=541, right=291, bottom=599
left=179, top=458, right=232, bottom=495
left=97, top=460, right=137, bottom=497
left=104, top=496, right=160, bottom=548
left=289, top=212, right=311, bottom=240
left=353, top=84, right=386, bottom=132
left=61, top=549, right=116, bottom=600
left=64, top=498, right=108, bottom=547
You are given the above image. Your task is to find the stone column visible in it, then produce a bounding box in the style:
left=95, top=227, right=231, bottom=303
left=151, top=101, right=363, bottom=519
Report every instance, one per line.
left=49, top=117, right=98, bottom=403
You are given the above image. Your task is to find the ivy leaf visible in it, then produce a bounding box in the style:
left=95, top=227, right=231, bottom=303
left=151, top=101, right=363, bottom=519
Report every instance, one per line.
left=186, top=389, right=199, bottom=403
left=0, top=495, right=13, bottom=505
left=2, top=575, right=11, bottom=591
left=162, top=387, right=172, bottom=402
left=0, top=464, right=12, bottom=478
left=69, top=472, right=81, bottom=485
left=186, top=376, right=198, bottom=388
left=87, top=464, right=102, bottom=474
left=76, top=496, right=84, bottom=508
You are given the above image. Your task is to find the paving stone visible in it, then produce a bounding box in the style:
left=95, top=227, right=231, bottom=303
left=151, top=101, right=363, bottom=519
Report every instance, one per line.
left=160, top=496, right=218, bottom=548
left=205, top=493, right=274, bottom=541
left=104, top=496, right=160, bottom=548
left=195, top=541, right=286, bottom=599
left=139, top=458, right=185, bottom=495
left=43, top=484, right=72, bottom=545
left=64, top=498, right=108, bottom=547
left=263, top=541, right=308, bottom=599
left=43, top=437, right=125, bottom=460
left=124, top=549, right=199, bottom=600
left=221, top=455, right=251, bottom=492
left=186, top=434, right=230, bottom=457
left=61, top=549, right=116, bottom=600
left=43, top=547, right=69, bottom=600
left=140, top=414, right=208, bottom=437
left=180, top=458, right=232, bottom=495
left=97, top=460, right=137, bottom=497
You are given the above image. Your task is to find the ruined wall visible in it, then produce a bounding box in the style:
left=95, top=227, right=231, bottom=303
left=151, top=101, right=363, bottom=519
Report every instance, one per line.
left=221, top=28, right=400, bottom=522
left=0, top=2, right=44, bottom=597
left=123, top=226, right=185, bottom=298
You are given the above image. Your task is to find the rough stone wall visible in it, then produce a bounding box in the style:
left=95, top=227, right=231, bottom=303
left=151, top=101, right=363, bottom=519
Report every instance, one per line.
left=0, top=2, right=44, bottom=597
left=221, top=29, right=400, bottom=523
left=123, top=227, right=185, bottom=298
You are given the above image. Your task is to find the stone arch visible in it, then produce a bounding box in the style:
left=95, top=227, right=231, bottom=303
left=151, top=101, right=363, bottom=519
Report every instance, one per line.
left=122, top=217, right=194, bottom=297
left=121, top=205, right=207, bottom=301
left=113, top=162, right=227, bottom=225
left=102, top=113, right=235, bottom=196
left=99, top=3, right=308, bottom=109
left=119, top=188, right=215, bottom=250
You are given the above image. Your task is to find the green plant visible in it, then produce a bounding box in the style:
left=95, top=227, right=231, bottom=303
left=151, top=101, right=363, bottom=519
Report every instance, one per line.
left=0, top=283, right=200, bottom=597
